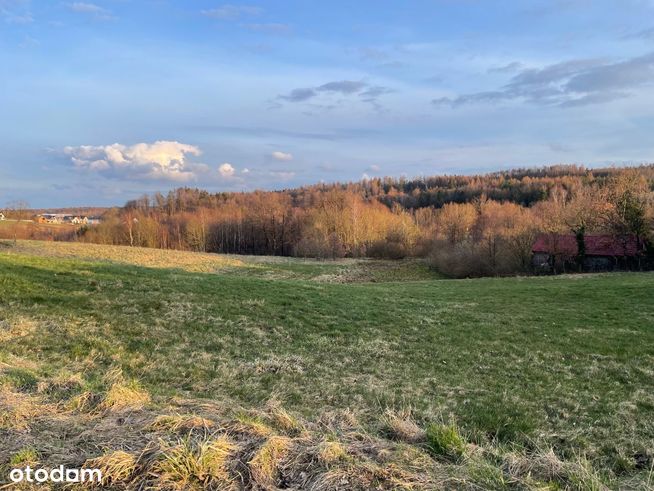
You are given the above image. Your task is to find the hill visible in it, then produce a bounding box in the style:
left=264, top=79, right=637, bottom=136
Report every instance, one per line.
left=0, top=240, right=652, bottom=489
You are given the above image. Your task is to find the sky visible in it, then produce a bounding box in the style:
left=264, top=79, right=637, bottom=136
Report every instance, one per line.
left=1, top=0, right=654, bottom=207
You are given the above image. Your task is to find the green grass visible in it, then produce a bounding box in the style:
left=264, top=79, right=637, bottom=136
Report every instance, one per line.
left=0, top=240, right=653, bottom=488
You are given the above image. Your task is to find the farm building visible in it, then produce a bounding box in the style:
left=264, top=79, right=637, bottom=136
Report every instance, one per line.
left=0, top=213, right=5, bottom=221
left=532, top=234, right=645, bottom=272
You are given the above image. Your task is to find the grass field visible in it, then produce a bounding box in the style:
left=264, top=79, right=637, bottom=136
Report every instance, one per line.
left=0, top=240, right=653, bottom=489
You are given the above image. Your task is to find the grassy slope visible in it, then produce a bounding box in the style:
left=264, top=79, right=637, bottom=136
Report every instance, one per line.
left=0, top=240, right=653, bottom=488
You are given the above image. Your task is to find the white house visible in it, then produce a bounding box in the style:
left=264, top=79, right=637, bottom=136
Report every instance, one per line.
left=0, top=213, right=5, bottom=221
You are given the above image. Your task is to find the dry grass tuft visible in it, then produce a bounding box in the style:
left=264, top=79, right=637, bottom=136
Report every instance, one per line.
left=382, top=408, right=425, bottom=444
left=149, top=414, right=216, bottom=433
left=99, top=380, right=151, bottom=412
left=265, top=401, right=303, bottom=435
left=248, top=435, right=292, bottom=487
left=152, top=436, right=237, bottom=490
left=231, top=413, right=275, bottom=437
left=91, top=369, right=151, bottom=412
left=317, top=440, right=348, bottom=465
left=84, top=450, right=137, bottom=486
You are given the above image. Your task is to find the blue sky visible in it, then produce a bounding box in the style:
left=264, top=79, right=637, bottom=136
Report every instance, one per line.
left=1, top=0, right=654, bottom=207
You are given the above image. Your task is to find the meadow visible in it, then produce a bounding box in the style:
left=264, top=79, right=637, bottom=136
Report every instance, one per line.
left=0, top=240, right=652, bottom=489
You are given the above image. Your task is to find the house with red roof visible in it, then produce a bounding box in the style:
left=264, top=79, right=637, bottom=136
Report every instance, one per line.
left=532, top=234, right=645, bottom=272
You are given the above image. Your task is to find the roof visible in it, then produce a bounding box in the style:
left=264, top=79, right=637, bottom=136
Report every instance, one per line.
left=532, top=234, right=643, bottom=257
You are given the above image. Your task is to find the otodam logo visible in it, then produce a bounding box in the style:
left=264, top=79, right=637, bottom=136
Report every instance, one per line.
left=8, top=466, right=102, bottom=484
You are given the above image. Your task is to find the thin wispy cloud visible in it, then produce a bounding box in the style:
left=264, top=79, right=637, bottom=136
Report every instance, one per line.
left=0, top=0, right=33, bottom=23
left=278, top=80, right=392, bottom=108
left=434, top=52, right=654, bottom=108
left=242, top=22, right=290, bottom=34
left=67, top=2, right=114, bottom=20
left=202, top=4, right=262, bottom=20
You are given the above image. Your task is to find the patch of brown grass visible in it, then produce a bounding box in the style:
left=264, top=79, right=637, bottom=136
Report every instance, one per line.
left=248, top=435, right=292, bottom=488
left=148, top=414, right=216, bottom=433
left=382, top=408, right=426, bottom=444
left=84, top=450, right=137, bottom=486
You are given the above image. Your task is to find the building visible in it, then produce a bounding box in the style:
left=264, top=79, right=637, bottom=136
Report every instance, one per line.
left=0, top=213, right=5, bottom=221
left=34, top=214, right=90, bottom=225
left=532, top=234, right=645, bottom=272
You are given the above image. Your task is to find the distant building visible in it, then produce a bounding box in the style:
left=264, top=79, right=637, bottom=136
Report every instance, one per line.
left=0, top=212, right=5, bottom=221
left=532, top=234, right=645, bottom=272
left=34, top=214, right=90, bottom=225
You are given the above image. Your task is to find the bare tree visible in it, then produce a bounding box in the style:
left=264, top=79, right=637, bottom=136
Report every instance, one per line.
left=5, top=200, right=30, bottom=244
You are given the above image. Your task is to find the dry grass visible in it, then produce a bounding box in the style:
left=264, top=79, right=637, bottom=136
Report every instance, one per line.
left=84, top=450, right=137, bottom=486
left=382, top=408, right=426, bottom=444
left=4, top=240, right=244, bottom=273
left=152, top=436, right=237, bottom=490
left=248, top=435, right=292, bottom=487
left=149, top=414, right=216, bottom=433
left=317, top=440, right=348, bottom=464
left=99, top=381, right=151, bottom=412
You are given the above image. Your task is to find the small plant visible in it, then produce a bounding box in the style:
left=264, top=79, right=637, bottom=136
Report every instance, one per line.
left=425, top=423, right=467, bottom=460
left=10, top=447, right=39, bottom=465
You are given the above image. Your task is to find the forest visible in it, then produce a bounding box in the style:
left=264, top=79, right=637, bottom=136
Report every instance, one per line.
left=6, top=165, right=654, bottom=277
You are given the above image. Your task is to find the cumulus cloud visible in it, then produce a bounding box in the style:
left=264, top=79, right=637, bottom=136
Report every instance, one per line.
left=434, top=52, right=654, bottom=108
left=278, top=80, right=392, bottom=106
left=218, top=162, right=236, bottom=177
left=271, top=151, right=293, bottom=161
left=64, top=141, right=205, bottom=181
left=202, top=4, right=262, bottom=20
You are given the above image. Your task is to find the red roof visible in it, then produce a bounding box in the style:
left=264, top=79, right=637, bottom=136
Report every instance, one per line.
left=532, top=234, right=643, bottom=257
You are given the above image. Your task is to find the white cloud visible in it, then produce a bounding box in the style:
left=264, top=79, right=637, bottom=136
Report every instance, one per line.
left=242, top=168, right=250, bottom=174
left=64, top=141, right=204, bottom=181
left=219, top=162, right=236, bottom=177
left=367, top=164, right=380, bottom=172
left=67, top=2, right=114, bottom=20
left=271, top=151, right=293, bottom=161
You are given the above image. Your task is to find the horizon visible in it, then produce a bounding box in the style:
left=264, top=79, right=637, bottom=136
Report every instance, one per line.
left=5, top=161, right=652, bottom=210
left=2, top=0, right=654, bottom=207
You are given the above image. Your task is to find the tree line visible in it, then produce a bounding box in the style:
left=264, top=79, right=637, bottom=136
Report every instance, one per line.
left=13, top=164, right=654, bottom=277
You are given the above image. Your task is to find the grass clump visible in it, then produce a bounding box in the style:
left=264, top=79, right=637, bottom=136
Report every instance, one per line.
left=85, top=450, right=137, bottom=486
left=317, top=439, right=348, bottom=464
left=95, top=368, right=151, bottom=412
left=382, top=408, right=425, bottom=443
left=153, top=436, right=237, bottom=490
left=9, top=447, right=39, bottom=466
left=248, top=435, right=292, bottom=487
left=425, top=423, right=467, bottom=461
